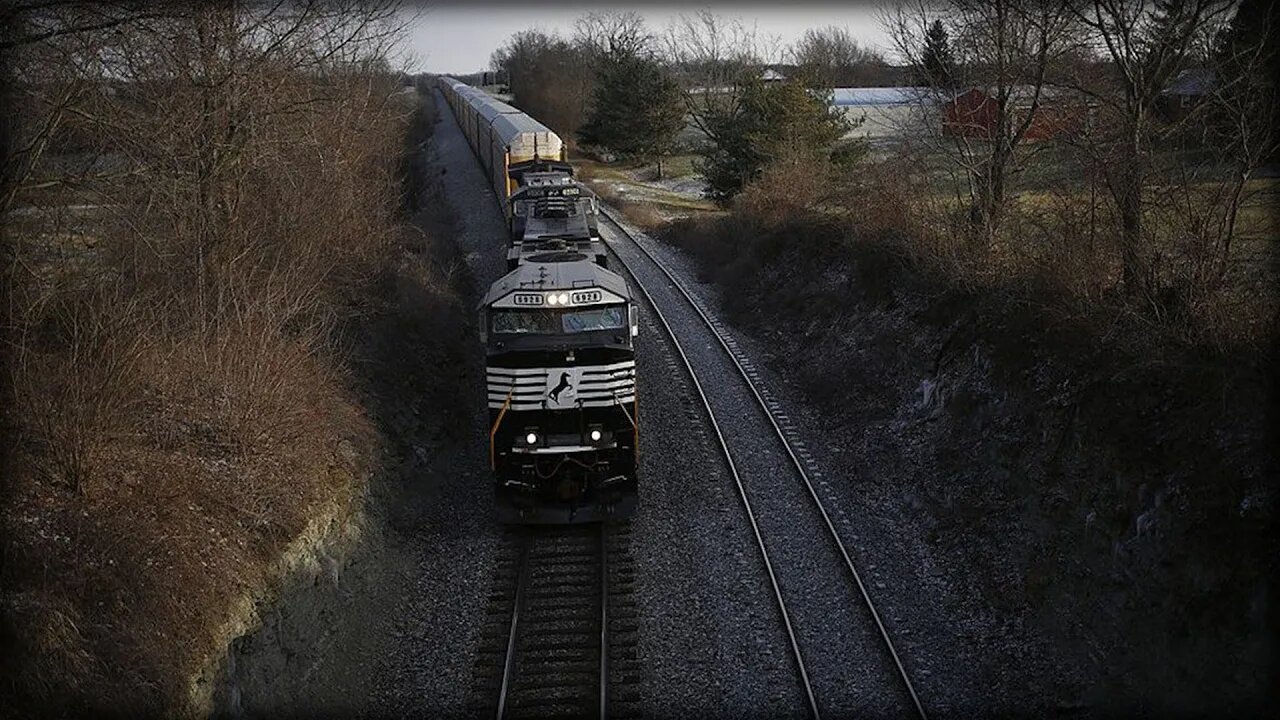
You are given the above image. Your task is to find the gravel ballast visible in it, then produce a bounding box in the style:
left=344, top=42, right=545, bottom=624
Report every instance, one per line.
left=603, top=212, right=997, bottom=717
left=625, top=206, right=1270, bottom=715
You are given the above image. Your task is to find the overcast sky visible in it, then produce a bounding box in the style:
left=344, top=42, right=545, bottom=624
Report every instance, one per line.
left=402, top=2, right=893, bottom=75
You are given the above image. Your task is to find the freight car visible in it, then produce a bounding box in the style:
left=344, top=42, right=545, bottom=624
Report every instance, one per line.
left=437, top=76, right=564, bottom=208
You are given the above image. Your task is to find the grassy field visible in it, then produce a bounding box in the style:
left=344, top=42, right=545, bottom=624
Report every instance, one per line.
left=575, top=155, right=719, bottom=228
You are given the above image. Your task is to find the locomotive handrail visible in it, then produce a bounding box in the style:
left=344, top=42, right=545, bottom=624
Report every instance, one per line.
left=609, top=387, right=638, bottom=432
left=610, top=387, right=640, bottom=461
left=489, top=385, right=516, bottom=470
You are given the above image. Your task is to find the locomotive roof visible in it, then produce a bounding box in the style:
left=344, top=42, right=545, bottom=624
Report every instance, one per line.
left=523, top=213, right=593, bottom=240
left=481, top=259, right=630, bottom=307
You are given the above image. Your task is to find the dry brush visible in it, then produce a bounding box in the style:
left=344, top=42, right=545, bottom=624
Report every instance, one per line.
left=1, top=2, right=423, bottom=715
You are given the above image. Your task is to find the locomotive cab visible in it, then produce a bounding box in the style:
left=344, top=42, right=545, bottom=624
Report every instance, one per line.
left=480, top=256, right=639, bottom=524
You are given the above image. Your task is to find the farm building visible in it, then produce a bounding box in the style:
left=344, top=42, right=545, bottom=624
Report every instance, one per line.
left=1156, top=68, right=1215, bottom=122
left=831, top=86, right=935, bottom=144
left=941, top=86, right=1085, bottom=141
left=760, top=68, right=788, bottom=83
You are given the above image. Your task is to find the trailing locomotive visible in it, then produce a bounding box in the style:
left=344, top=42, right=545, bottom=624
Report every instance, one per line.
left=506, top=158, right=605, bottom=269
left=480, top=253, right=639, bottom=523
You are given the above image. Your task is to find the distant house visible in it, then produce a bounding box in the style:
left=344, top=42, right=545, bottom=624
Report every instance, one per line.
left=942, top=86, right=1083, bottom=141
left=1157, top=68, right=1215, bottom=122
left=760, top=68, right=788, bottom=83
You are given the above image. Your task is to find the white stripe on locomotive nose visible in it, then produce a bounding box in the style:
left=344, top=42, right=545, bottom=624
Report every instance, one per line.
left=486, top=359, right=636, bottom=410
left=485, top=360, right=635, bottom=377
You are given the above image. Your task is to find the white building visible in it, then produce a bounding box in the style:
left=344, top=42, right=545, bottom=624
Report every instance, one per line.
left=831, top=86, right=937, bottom=145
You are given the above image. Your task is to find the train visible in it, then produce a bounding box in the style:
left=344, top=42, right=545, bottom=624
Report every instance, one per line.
left=437, top=75, right=638, bottom=524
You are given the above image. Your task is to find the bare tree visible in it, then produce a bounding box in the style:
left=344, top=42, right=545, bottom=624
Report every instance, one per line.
left=1070, top=0, right=1235, bottom=294
left=3, top=2, right=414, bottom=710
left=575, top=10, right=650, bottom=60
left=490, top=28, right=593, bottom=140
left=791, top=25, right=887, bottom=88
left=662, top=11, right=767, bottom=146
left=882, top=0, right=1077, bottom=239
left=1199, top=0, right=1279, bottom=283
left=0, top=0, right=170, bottom=51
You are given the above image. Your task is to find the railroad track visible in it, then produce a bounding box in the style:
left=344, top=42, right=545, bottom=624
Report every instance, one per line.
left=473, top=523, right=639, bottom=720
left=599, top=209, right=928, bottom=720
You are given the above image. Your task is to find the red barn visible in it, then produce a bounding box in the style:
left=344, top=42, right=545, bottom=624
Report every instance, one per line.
left=942, top=86, right=1084, bottom=141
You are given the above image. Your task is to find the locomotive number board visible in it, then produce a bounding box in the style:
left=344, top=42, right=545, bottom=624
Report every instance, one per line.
left=527, top=187, right=581, bottom=198
left=509, top=290, right=602, bottom=307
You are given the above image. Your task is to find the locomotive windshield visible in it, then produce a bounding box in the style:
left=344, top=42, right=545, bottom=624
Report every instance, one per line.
left=492, top=305, right=626, bottom=335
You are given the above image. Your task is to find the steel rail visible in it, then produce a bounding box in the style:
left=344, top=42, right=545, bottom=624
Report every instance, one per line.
left=601, top=208, right=928, bottom=720
left=495, top=539, right=529, bottom=720
left=598, top=523, right=610, bottom=720
left=600, top=217, right=822, bottom=719
left=495, top=528, right=612, bottom=720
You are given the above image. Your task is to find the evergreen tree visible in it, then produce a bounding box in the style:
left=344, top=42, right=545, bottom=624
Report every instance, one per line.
left=918, top=19, right=955, bottom=88
left=578, top=51, right=685, bottom=174
left=697, top=74, right=856, bottom=203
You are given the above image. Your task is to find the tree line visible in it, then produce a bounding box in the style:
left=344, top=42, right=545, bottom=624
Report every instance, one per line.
left=490, top=11, right=870, bottom=199
left=492, top=2, right=1276, bottom=316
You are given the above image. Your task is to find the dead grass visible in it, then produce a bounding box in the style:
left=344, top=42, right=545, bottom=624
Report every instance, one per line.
left=577, top=158, right=719, bottom=231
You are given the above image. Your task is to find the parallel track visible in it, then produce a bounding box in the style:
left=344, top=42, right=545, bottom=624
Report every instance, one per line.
left=599, top=209, right=928, bottom=720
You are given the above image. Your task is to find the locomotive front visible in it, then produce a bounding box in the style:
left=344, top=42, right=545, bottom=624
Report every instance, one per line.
left=480, top=255, right=639, bottom=524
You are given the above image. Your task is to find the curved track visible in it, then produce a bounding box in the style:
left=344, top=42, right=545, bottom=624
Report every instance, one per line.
left=600, top=209, right=928, bottom=720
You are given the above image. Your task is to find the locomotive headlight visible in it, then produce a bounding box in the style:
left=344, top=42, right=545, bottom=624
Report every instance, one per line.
left=546, top=293, right=558, bottom=305
left=557, top=292, right=569, bottom=305
left=525, top=432, right=538, bottom=445
left=590, top=429, right=602, bottom=442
